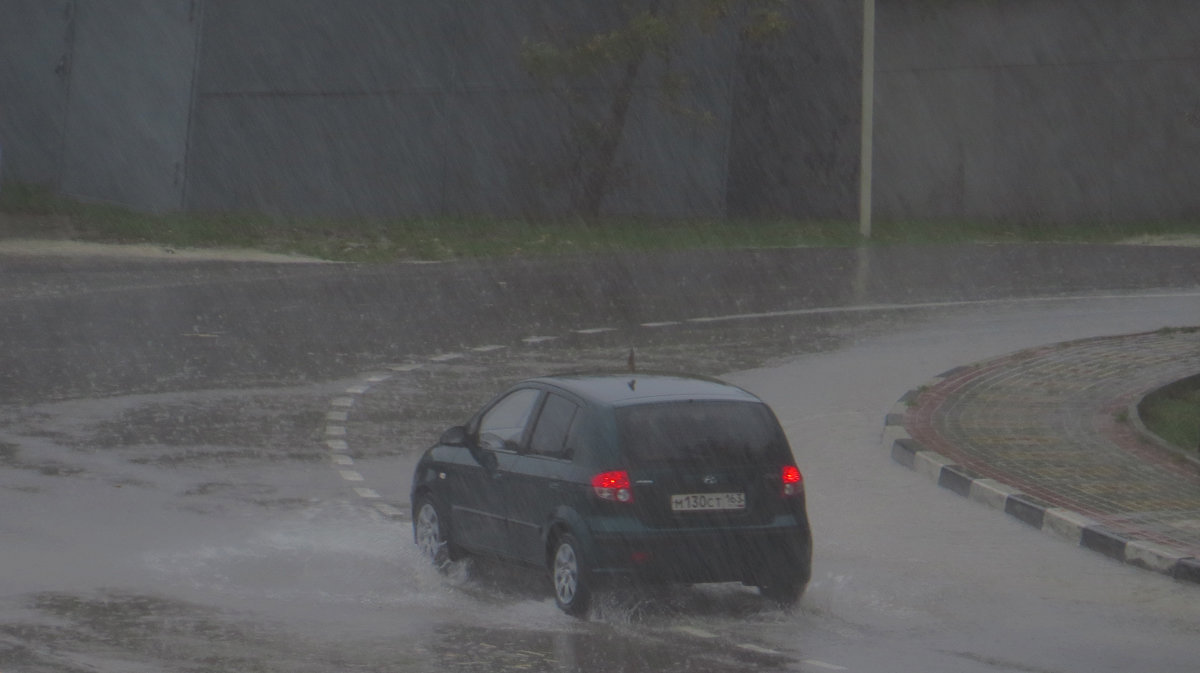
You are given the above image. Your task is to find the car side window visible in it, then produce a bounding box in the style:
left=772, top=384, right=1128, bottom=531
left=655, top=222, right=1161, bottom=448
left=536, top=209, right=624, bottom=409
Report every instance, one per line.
left=528, top=393, right=579, bottom=460
left=477, top=388, right=541, bottom=452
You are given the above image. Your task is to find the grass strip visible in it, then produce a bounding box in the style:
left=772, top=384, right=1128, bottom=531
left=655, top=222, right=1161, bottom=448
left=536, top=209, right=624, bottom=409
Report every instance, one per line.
left=2, top=183, right=1198, bottom=262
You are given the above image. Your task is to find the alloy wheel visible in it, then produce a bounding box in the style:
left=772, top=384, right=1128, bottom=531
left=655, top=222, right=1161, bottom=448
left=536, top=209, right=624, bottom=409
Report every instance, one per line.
left=553, top=541, right=579, bottom=605
left=415, top=501, right=443, bottom=565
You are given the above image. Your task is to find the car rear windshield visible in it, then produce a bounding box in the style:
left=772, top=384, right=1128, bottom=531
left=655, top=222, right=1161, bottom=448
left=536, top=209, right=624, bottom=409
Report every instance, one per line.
left=615, top=400, right=789, bottom=467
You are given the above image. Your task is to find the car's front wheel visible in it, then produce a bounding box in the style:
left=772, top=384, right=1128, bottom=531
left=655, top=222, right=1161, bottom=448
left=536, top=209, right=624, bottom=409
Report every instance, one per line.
left=413, top=495, right=453, bottom=572
left=551, top=533, right=591, bottom=617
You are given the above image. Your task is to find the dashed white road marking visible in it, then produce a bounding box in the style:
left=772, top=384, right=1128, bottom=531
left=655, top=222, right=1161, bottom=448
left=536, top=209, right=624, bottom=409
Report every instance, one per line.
left=737, top=643, right=781, bottom=655
left=323, top=370, right=423, bottom=521
left=672, top=626, right=718, bottom=639
left=802, top=660, right=848, bottom=671
left=472, top=344, right=507, bottom=352
left=522, top=335, right=557, bottom=344
left=684, top=290, right=1200, bottom=325
left=429, top=353, right=464, bottom=362
left=641, top=321, right=680, bottom=328
left=374, top=503, right=406, bottom=519
left=575, top=327, right=616, bottom=334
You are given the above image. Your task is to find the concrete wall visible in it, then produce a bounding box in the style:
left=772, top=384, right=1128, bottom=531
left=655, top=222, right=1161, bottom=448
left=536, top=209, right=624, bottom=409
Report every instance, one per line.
left=60, top=0, right=199, bottom=211
left=4, top=0, right=1198, bottom=224
left=727, top=0, right=862, bottom=219
left=185, top=0, right=737, bottom=218
left=0, top=0, right=198, bottom=211
left=874, top=0, right=1200, bottom=223
left=0, top=1, right=72, bottom=187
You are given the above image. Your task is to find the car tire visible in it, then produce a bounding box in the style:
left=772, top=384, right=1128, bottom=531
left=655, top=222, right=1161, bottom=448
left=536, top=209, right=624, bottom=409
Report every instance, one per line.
left=758, top=580, right=803, bottom=606
left=551, top=533, right=591, bottom=617
left=413, top=495, right=455, bottom=572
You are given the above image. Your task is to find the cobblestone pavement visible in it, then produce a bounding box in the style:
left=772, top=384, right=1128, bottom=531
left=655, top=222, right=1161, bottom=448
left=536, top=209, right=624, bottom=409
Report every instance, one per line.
left=890, top=328, right=1200, bottom=581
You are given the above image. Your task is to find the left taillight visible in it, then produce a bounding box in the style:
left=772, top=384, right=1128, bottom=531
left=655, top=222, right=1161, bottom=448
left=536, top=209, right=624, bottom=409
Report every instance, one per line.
left=591, top=470, right=634, bottom=503
left=782, top=465, right=803, bottom=497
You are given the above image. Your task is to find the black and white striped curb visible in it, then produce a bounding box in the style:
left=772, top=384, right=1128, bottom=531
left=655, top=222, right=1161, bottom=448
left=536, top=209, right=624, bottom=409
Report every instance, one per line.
left=885, top=377, right=1200, bottom=585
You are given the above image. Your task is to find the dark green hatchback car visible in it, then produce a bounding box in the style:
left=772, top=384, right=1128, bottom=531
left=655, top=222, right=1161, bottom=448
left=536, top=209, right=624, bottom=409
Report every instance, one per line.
left=410, top=373, right=812, bottom=616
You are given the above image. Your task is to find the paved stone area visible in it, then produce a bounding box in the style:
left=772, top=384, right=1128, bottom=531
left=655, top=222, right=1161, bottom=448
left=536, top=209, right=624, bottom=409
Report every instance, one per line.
left=890, top=328, right=1200, bottom=580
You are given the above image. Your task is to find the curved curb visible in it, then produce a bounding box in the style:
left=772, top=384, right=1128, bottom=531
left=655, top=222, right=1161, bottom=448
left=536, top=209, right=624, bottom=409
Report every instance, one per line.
left=1128, top=375, right=1200, bottom=471
left=885, top=374, right=1200, bottom=586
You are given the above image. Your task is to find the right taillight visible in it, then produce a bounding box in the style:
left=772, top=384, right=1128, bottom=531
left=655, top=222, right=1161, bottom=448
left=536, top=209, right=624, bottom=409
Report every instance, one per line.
left=592, top=470, right=634, bottom=503
left=781, top=465, right=803, bottom=497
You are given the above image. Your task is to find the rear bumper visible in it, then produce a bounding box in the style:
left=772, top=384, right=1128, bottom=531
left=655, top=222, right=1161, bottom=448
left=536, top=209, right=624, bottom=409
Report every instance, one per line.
left=588, top=517, right=812, bottom=585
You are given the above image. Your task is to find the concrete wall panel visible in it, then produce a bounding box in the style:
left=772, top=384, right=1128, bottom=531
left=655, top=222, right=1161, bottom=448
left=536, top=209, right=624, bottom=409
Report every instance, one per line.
left=186, top=94, right=446, bottom=217
left=875, top=0, right=1200, bottom=223
left=874, top=68, right=992, bottom=220
left=197, top=0, right=456, bottom=94
left=189, top=0, right=739, bottom=218
left=727, top=0, right=861, bottom=219
left=1108, top=61, right=1200, bottom=221
left=437, top=90, right=573, bottom=216
left=60, top=0, right=198, bottom=211
left=8, top=0, right=1199, bottom=223
left=877, top=0, right=1199, bottom=71
left=0, top=1, right=71, bottom=187
left=606, top=25, right=739, bottom=218
left=987, top=65, right=1115, bottom=222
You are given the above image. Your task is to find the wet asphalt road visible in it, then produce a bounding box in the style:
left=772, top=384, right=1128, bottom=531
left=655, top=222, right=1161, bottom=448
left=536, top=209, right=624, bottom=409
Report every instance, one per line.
left=1, top=243, right=1200, bottom=672
left=4, top=244, right=1200, bottom=404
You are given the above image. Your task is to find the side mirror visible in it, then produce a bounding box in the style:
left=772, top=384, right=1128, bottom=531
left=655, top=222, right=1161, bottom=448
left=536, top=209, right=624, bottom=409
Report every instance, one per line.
left=439, top=425, right=469, bottom=447
left=477, top=450, right=499, bottom=472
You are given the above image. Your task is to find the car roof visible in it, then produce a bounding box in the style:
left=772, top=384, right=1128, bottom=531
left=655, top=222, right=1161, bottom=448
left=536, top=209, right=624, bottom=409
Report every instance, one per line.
left=525, top=373, right=762, bottom=407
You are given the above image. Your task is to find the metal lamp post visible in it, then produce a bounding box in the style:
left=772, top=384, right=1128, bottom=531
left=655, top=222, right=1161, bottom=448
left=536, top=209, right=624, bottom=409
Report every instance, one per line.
left=859, top=0, right=876, bottom=239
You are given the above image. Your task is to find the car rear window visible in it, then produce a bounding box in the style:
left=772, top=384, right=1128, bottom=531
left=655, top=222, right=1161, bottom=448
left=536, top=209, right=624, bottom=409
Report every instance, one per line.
left=615, top=400, right=788, bottom=466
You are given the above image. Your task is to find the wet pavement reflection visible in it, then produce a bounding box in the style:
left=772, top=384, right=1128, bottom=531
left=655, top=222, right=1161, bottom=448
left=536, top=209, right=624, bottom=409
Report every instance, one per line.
left=418, top=622, right=790, bottom=673
left=4, top=246, right=1199, bottom=672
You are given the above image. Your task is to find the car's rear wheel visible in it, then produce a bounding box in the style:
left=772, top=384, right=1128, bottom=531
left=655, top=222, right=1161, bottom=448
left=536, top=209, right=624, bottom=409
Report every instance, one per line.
left=757, top=546, right=810, bottom=607
left=551, top=533, right=591, bottom=617
left=414, top=495, right=453, bottom=572
left=758, top=579, right=804, bottom=606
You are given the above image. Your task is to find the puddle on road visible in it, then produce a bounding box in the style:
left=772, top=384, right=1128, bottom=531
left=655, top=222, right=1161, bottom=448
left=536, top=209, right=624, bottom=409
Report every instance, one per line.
left=86, top=392, right=328, bottom=460
left=1, top=587, right=794, bottom=673
left=0, top=310, right=898, bottom=487
left=0, top=590, right=314, bottom=673
left=411, top=554, right=800, bottom=672
left=417, top=623, right=790, bottom=673
left=0, top=310, right=923, bottom=672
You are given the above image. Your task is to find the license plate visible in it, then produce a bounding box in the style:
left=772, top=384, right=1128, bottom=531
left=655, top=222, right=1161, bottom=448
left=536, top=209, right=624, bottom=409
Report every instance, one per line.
left=671, top=492, right=746, bottom=512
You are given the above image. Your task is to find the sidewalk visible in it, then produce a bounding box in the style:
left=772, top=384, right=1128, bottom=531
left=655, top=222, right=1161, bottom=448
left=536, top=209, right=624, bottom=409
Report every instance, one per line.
left=885, top=328, right=1200, bottom=583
